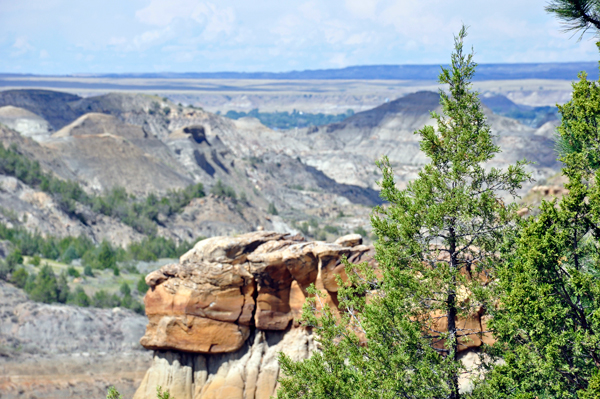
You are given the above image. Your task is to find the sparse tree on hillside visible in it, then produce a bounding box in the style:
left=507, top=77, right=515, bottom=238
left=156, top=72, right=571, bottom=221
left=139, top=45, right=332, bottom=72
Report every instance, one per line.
left=277, top=26, right=529, bottom=399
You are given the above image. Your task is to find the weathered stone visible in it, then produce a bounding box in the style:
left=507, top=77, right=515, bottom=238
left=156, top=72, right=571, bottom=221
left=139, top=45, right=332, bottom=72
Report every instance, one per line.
left=136, top=231, right=493, bottom=399
left=140, top=231, right=372, bottom=355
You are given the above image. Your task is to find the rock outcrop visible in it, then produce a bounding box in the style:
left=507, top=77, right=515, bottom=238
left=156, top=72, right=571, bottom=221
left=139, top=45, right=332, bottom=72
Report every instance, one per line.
left=134, top=231, right=490, bottom=399
left=139, top=231, right=373, bottom=355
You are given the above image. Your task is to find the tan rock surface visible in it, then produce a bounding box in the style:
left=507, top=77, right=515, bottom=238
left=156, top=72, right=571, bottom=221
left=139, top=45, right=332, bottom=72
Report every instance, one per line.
left=140, top=231, right=372, bottom=354
left=135, top=231, right=493, bottom=399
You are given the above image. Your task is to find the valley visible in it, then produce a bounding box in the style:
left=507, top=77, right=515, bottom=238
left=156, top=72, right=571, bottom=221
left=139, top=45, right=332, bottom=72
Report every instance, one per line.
left=0, top=84, right=568, bottom=399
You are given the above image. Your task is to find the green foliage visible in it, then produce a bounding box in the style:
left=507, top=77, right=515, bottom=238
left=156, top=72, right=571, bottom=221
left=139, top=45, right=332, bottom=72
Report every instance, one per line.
left=26, top=264, right=70, bottom=304
left=580, top=371, right=600, bottom=399
left=224, top=108, right=354, bottom=130
left=30, top=254, right=41, bottom=266
left=157, top=386, right=173, bottom=399
left=546, top=0, right=600, bottom=37
left=353, top=226, right=368, bottom=237
left=278, top=26, right=529, bottom=399
left=120, top=282, right=131, bottom=296
left=127, top=235, right=196, bottom=262
left=92, top=289, right=121, bottom=308
left=83, top=265, right=94, bottom=277
left=0, top=142, right=205, bottom=235
left=239, top=191, right=248, bottom=204
left=268, top=202, right=278, bottom=215
left=6, top=248, right=23, bottom=269
left=473, top=59, right=600, bottom=399
left=66, top=266, right=80, bottom=277
left=106, top=385, right=174, bottom=399
left=106, top=386, right=123, bottom=399
left=323, top=225, right=338, bottom=234
left=10, top=267, right=28, bottom=288
left=137, top=275, right=149, bottom=294
left=210, top=180, right=236, bottom=200
left=68, top=286, right=91, bottom=307
left=83, top=241, right=117, bottom=270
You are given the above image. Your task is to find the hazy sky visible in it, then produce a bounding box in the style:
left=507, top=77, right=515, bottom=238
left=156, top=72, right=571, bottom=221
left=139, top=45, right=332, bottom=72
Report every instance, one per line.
left=1, top=0, right=598, bottom=74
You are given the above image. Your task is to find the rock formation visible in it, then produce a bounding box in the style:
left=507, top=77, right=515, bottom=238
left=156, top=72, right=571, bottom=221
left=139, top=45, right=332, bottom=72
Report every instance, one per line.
left=134, top=231, right=491, bottom=399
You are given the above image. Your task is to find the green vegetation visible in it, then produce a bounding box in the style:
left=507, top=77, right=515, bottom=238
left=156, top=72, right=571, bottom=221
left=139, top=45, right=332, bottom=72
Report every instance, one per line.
left=106, top=385, right=172, bottom=399
left=0, top=142, right=205, bottom=235
left=210, top=179, right=237, bottom=200
left=470, top=62, right=600, bottom=399
left=0, top=222, right=197, bottom=275
left=278, top=26, right=529, bottom=399
left=0, top=218, right=202, bottom=314
left=352, top=226, right=368, bottom=237
left=224, top=108, right=355, bottom=130
left=7, top=263, right=144, bottom=313
left=137, top=275, right=149, bottom=293
left=546, top=0, right=600, bottom=36
left=268, top=202, right=278, bottom=215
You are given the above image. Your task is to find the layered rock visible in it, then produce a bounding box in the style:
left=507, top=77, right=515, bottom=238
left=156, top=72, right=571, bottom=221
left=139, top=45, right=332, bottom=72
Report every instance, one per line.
left=139, top=231, right=373, bottom=355
left=135, top=231, right=491, bottom=399
left=134, top=231, right=373, bottom=399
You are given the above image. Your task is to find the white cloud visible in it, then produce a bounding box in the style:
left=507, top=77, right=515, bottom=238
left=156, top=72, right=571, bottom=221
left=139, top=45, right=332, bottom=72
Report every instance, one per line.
left=1, top=0, right=599, bottom=73
left=11, top=36, right=34, bottom=57
left=133, top=27, right=172, bottom=49
left=136, top=0, right=235, bottom=34
left=344, top=0, right=380, bottom=18
left=39, top=49, right=49, bottom=59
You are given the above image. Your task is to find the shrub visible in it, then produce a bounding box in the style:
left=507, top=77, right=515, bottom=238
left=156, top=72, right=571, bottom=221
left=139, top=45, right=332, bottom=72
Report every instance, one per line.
left=11, top=267, right=28, bottom=288
left=30, top=254, right=41, bottom=266
left=211, top=180, right=236, bottom=200
left=6, top=248, right=23, bottom=269
left=323, top=225, right=339, bottom=234
left=353, top=226, right=368, bottom=237
left=268, top=202, right=278, bottom=215
left=92, top=290, right=120, bottom=308
left=66, top=266, right=80, bottom=277
left=26, top=264, right=70, bottom=304
left=83, top=265, right=94, bottom=277
left=137, top=276, right=149, bottom=294
left=69, top=286, right=90, bottom=307
left=120, top=282, right=131, bottom=296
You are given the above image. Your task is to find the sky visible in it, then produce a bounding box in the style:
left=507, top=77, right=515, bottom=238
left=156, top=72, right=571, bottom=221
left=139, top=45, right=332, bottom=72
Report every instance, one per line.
left=0, top=0, right=599, bottom=75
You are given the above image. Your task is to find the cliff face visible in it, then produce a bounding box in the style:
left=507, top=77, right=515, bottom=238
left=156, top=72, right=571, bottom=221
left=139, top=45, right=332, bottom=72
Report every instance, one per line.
left=134, top=231, right=491, bottom=399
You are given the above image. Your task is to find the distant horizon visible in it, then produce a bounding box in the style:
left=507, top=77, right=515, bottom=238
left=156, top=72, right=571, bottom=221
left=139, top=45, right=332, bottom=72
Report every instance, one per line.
left=1, top=61, right=598, bottom=82
left=2, top=1, right=598, bottom=75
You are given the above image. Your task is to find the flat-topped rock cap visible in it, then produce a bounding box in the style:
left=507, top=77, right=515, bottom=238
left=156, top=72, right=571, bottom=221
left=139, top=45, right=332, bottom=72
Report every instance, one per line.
left=139, top=230, right=373, bottom=354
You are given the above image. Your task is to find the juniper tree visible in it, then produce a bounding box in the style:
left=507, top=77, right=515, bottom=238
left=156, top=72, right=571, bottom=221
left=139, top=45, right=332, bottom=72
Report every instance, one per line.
left=471, top=65, right=600, bottom=399
left=277, top=26, right=529, bottom=399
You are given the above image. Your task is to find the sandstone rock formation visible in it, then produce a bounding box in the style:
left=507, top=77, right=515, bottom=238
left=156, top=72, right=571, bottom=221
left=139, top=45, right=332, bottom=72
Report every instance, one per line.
left=139, top=231, right=373, bottom=355
left=134, top=231, right=491, bottom=399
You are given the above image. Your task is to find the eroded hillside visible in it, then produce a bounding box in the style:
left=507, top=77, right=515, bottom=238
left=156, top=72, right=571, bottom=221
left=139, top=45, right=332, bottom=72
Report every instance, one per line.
left=0, top=88, right=562, bottom=244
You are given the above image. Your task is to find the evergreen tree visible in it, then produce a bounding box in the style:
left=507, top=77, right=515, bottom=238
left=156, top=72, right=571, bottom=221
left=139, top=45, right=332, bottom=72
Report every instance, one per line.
left=546, top=0, right=600, bottom=37
left=27, top=264, right=60, bottom=303
left=278, top=26, right=529, bottom=399
left=472, top=66, right=600, bottom=399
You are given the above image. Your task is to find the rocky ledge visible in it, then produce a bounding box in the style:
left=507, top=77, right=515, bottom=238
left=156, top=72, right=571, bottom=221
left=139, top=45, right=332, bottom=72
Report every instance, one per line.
left=134, top=231, right=490, bottom=399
